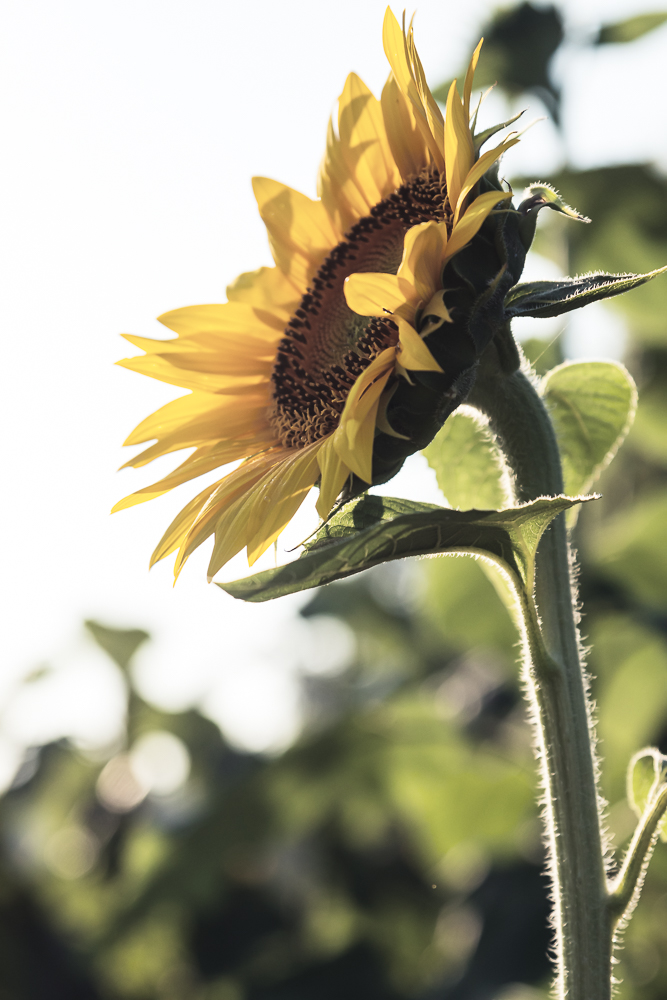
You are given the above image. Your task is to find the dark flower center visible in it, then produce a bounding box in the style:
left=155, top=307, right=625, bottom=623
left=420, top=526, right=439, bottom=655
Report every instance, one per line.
left=269, top=169, right=450, bottom=449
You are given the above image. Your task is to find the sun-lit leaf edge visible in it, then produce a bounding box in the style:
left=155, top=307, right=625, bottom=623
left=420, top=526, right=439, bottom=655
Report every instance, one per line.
left=217, top=494, right=595, bottom=603
left=627, top=746, right=667, bottom=842
left=505, top=267, right=667, bottom=319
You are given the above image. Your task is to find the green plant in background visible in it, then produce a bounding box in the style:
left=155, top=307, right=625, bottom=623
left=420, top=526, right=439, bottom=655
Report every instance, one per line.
left=6, top=4, right=667, bottom=999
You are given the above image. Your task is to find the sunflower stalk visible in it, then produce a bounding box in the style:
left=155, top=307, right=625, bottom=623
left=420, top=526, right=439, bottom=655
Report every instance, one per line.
left=468, top=347, right=612, bottom=1000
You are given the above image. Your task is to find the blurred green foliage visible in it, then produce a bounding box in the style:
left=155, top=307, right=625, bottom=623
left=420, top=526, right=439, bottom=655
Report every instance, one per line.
left=4, top=4, right=667, bottom=999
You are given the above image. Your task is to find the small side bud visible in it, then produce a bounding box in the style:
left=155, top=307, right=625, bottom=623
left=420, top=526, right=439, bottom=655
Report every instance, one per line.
left=517, top=182, right=590, bottom=251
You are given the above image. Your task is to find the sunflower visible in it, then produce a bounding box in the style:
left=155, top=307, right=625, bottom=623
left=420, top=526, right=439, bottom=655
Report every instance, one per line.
left=114, top=8, right=521, bottom=581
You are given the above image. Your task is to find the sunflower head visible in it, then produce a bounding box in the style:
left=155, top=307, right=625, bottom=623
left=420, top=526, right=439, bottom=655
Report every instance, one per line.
left=114, top=8, right=570, bottom=581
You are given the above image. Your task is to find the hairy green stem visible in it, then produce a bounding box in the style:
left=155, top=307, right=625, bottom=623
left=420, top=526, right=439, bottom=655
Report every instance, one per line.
left=468, top=350, right=612, bottom=999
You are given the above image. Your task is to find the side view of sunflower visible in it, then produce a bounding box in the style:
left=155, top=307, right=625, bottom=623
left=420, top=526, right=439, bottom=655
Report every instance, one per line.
left=114, top=8, right=525, bottom=581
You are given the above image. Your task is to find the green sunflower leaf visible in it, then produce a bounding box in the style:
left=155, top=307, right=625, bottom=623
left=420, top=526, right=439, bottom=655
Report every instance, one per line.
left=505, top=267, right=667, bottom=319
left=627, top=747, right=667, bottom=842
left=422, top=411, right=509, bottom=511
left=596, top=12, right=667, bottom=45
left=541, top=362, right=637, bottom=518
left=218, top=494, right=594, bottom=603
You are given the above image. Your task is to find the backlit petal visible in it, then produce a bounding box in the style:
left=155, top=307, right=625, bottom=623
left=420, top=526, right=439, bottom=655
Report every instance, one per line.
left=253, top=177, right=339, bottom=286
left=338, top=72, right=401, bottom=206
left=333, top=347, right=395, bottom=482
left=158, top=302, right=286, bottom=339
left=316, top=435, right=351, bottom=518
left=380, top=73, right=428, bottom=180
left=245, top=443, right=322, bottom=565
left=445, top=81, right=475, bottom=215
left=454, top=137, right=520, bottom=224
left=344, top=271, right=406, bottom=317
left=396, top=318, right=444, bottom=372
left=149, top=482, right=222, bottom=568
left=446, top=190, right=512, bottom=260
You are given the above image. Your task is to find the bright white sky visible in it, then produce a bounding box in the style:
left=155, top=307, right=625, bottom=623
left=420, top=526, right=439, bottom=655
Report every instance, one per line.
left=2, top=0, right=666, bottom=775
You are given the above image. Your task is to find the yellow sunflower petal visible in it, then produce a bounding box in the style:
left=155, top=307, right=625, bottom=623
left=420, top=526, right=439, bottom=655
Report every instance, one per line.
left=202, top=445, right=321, bottom=578
left=405, top=20, right=445, bottom=162
left=226, top=266, right=301, bottom=315
left=343, top=271, right=406, bottom=317
left=121, top=392, right=272, bottom=463
left=113, top=441, right=261, bottom=512
left=177, top=450, right=284, bottom=579
left=463, top=39, right=483, bottom=122
left=396, top=318, right=443, bottom=373
left=446, top=190, right=512, bottom=260
left=149, top=481, right=222, bottom=568
left=253, top=177, right=339, bottom=287
left=158, top=302, right=286, bottom=339
left=125, top=432, right=273, bottom=474
left=117, top=353, right=269, bottom=395
left=380, top=72, right=429, bottom=181
left=454, top=137, right=520, bottom=224
left=382, top=9, right=444, bottom=171
left=420, top=290, right=452, bottom=336
left=338, top=72, right=401, bottom=206
left=316, top=435, right=351, bottom=519
left=145, top=349, right=273, bottom=379
left=318, top=117, right=370, bottom=233
left=445, top=80, right=475, bottom=215
left=123, top=392, right=219, bottom=447
left=245, top=443, right=322, bottom=566
left=400, top=220, right=448, bottom=305
left=333, top=347, right=395, bottom=482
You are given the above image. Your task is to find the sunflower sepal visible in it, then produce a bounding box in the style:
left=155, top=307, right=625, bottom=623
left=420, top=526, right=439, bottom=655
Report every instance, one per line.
left=473, top=111, right=525, bottom=155
left=505, top=267, right=667, bottom=320
left=216, top=493, right=596, bottom=603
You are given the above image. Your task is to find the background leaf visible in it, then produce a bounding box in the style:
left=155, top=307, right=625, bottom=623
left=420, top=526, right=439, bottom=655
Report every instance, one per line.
left=422, top=410, right=510, bottom=511
left=541, top=362, right=637, bottom=524
left=596, top=12, right=667, bottom=44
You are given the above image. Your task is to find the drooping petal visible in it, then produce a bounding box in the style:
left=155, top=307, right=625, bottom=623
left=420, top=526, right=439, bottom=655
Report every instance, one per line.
left=113, top=441, right=265, bottom=512
left=333, top=347, right=396, bottom=482
left=203, top=445, right=322, bottom=578
left=149, top=481, right=222, bottom=568
left=396, top=318, right=444, bottom=372
left=245, top=443, right=322, bottom=565
left=316, top=435, right=351, bottom=519
left=175, top=449, right=285, bottom=578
